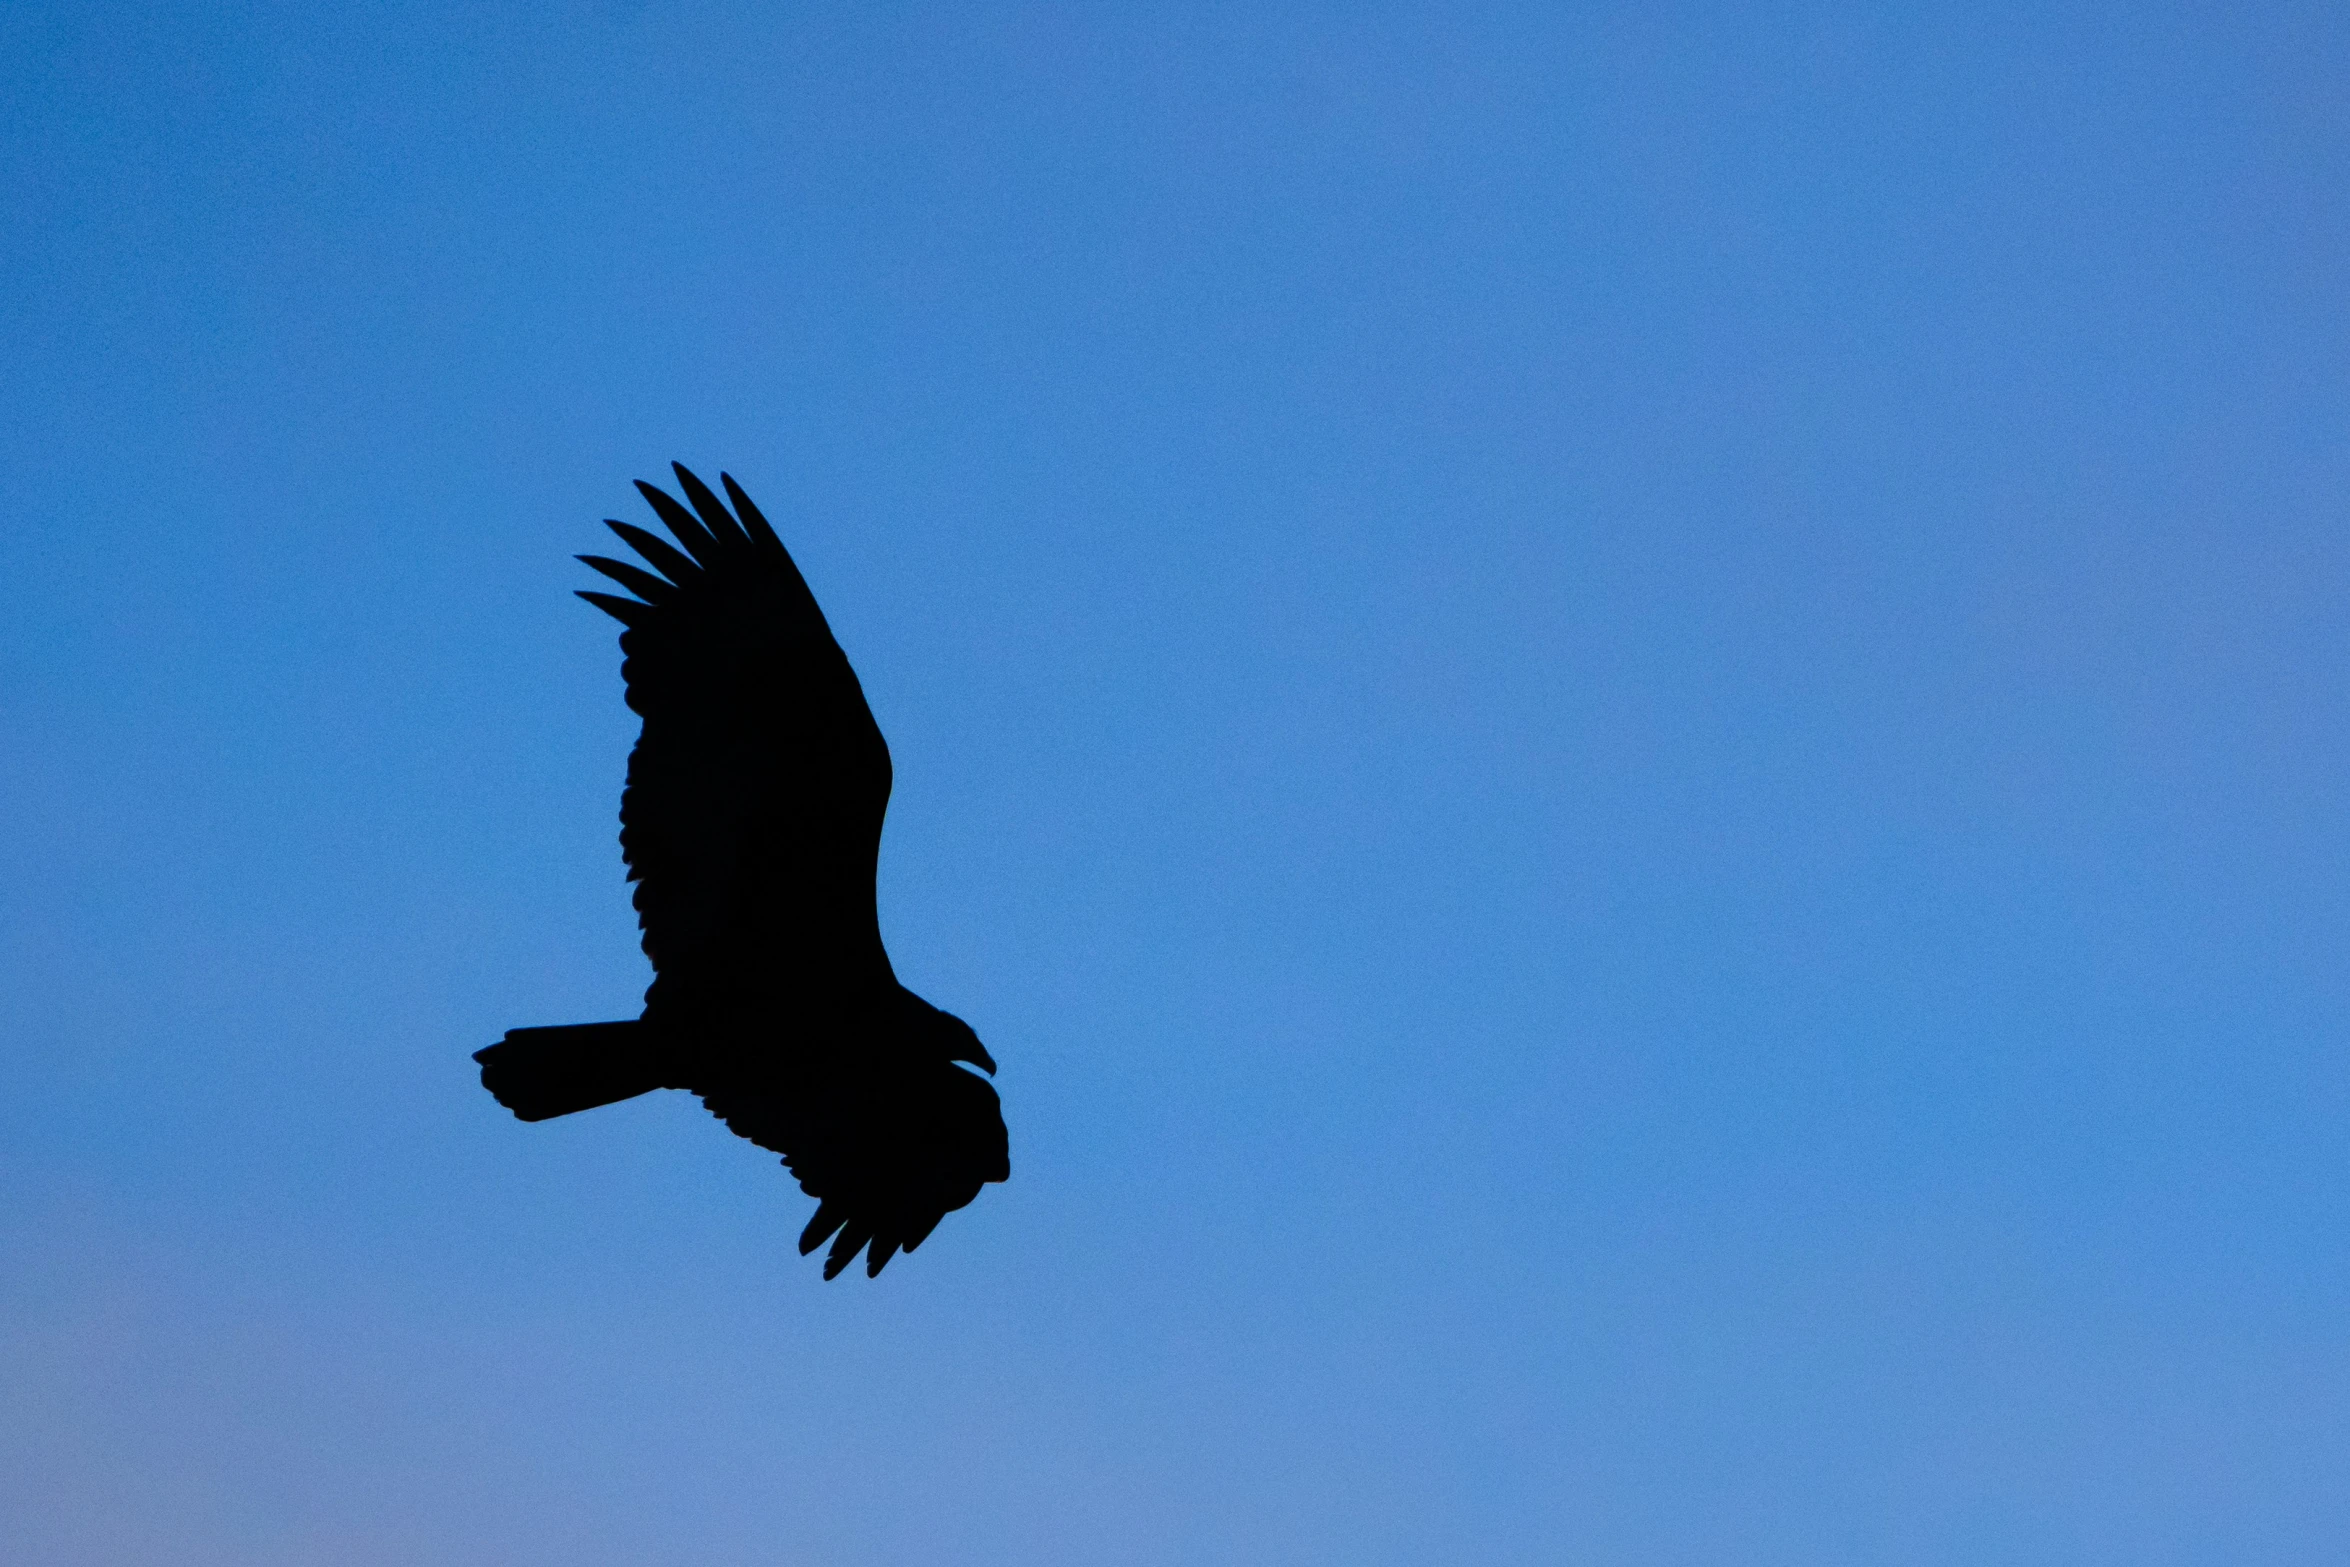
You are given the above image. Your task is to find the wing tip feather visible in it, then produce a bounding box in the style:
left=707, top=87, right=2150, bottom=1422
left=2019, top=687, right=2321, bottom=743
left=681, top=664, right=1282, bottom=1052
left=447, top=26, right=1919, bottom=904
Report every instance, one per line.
left=799, top=1200, right=846, bottom=1257
left=577, top=589, right=651, bottom=626
left=605, top=519, right=702, bottom=587
left=634, top=477, right=724, bottom=566
left=719, top=470, right=789, bottom=559
left=672, top=462, right=755, bottom=553
left=578, top=553, right=678, bottom=602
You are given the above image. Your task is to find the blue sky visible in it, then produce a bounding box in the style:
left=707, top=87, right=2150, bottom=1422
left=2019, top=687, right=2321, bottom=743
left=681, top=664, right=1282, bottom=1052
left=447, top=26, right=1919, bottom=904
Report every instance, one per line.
left=3, top=3, right=2345, bottom=1562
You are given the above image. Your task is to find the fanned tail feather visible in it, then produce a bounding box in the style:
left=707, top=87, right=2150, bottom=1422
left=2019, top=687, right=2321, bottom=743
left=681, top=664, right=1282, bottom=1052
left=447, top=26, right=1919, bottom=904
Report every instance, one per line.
left=475, top=1021, right=665, bottom=1121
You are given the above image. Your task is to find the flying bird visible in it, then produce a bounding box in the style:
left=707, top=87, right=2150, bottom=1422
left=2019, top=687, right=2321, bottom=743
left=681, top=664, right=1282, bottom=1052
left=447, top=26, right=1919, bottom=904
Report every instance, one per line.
left=474, top=465, right=1009, bottom=1278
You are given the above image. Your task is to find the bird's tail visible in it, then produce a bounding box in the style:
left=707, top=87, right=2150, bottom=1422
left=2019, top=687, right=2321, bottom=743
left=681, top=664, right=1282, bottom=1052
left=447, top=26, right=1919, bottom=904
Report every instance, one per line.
left=475, top=1020, right=665, bottom=1122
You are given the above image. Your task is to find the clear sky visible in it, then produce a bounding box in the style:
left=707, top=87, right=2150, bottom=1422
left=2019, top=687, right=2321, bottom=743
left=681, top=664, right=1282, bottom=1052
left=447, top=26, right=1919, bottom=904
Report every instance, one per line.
left=3, top=4, right=2345, bottom=1562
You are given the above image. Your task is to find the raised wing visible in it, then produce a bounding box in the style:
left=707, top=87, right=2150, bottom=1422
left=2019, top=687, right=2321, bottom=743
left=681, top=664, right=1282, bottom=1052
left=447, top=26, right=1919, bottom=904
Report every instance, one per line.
left=579, top=465, right=896, bottom=1019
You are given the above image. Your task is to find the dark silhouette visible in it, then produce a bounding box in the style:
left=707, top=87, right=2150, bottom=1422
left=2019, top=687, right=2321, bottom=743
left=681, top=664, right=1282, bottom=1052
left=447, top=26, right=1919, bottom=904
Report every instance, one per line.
left=475, top=466, right=1009, bottom=1278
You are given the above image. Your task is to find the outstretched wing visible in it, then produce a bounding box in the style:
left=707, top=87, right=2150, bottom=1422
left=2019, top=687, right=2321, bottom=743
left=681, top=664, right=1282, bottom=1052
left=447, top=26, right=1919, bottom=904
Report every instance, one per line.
left=696, top=1037, right=1009, bottom=1278
left=580, top=465, right=896, bottom=1018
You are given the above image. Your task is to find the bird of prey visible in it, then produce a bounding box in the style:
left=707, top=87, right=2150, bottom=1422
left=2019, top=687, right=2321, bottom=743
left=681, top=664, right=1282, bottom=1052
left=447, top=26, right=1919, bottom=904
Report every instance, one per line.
left=474, top=465, right=1009, bottom=1278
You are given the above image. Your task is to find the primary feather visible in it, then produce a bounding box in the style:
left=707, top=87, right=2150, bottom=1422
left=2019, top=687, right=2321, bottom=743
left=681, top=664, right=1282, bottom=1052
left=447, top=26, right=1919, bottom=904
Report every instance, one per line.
left=476, top=464, right=1008, bottom=1279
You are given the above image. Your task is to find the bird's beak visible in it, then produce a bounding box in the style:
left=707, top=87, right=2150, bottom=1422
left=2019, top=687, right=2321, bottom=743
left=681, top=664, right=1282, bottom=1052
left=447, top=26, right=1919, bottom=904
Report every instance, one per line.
left=958, top=1041, right=998, bottom=1076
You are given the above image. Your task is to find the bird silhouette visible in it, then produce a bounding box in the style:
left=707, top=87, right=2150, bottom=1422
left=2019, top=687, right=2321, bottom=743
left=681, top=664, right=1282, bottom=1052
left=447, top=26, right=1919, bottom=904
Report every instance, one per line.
left=474, top=465, right=1009, bottom=1278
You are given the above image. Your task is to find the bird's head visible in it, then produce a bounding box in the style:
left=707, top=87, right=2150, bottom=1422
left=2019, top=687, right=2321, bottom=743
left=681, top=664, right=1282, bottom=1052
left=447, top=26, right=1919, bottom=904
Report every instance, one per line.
left=937, top=1009, right=998, bottom=1076
left=898, top=990, right=996, bottom=1076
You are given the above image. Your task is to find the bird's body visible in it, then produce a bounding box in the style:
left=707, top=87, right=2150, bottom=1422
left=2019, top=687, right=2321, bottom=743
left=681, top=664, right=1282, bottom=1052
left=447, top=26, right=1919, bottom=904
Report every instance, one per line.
left=475, top=466, right=1008, bottom=1278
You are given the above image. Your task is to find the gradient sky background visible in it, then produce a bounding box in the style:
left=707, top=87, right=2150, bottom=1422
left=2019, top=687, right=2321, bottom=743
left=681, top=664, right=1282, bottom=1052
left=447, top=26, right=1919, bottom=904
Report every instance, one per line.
left=4, top=4, right=2347, bottom=1562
